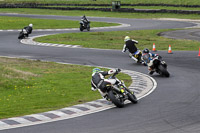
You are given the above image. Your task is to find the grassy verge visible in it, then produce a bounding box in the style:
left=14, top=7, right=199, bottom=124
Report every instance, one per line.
left=34, top=29, right=200, bottom=51
left=0, top=16, right=118, bottom=30
left=0, top=57, right=131, bottom=119
left=1, top=8, right=200, bottom=19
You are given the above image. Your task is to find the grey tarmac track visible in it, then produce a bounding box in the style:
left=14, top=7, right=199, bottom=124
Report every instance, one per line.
left=160, top=29, right=200, bottom=42
left=0, top=14, right=200, bottom=133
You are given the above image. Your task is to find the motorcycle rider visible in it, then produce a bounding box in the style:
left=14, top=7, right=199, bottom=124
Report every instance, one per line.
left=91, top=68, right=121, bottom=99
left=81, top=15, right=90, bottom=27
left=122, top=36, right=139, bottom=62
left=23, top=23, right=33, bottom=37
left=142, top=48, right=159, bottom=75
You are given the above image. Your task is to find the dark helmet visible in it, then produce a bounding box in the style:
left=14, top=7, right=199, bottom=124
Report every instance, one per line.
left=143, top=48, right=149, bottom=54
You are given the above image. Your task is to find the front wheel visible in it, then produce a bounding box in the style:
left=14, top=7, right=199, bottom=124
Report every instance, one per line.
left=127, top=93, right=138, bottom=104
left=158, top=65, right=170, bottom=77
left=80, top=25, right=84, bottom=31
left=108, top=90, right=124, bottom=108
left=18, top=32, right=24, bottom=39
left=87, top=26, right=90, bottom=31
left=87, top=24, right=90, bottom=31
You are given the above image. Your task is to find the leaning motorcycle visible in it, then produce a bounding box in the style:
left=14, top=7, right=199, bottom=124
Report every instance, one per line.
left=79, top=19, right=90, bottom=31
left=143, top=54, right=170, bottom=77
left=18, top=29, right=28, bottom=39
left=133, top=50, right=142, bottom=64
left=105, top=69, right=138, bottom=108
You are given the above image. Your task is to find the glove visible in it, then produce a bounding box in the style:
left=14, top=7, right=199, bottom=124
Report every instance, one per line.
left=91, top=87, right=97, bottom=91
left=116, top=68, right=121, bottom=73
left=155, top=54, right=162, bottom=60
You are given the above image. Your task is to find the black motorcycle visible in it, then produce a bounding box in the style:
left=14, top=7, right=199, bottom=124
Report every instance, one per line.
left=131, top=50, right=143, bottom=64
left=80, top=19, right=90, bottom=31
left=18, top=29, right=28, bottom=39
left=143, top=54, right=170, bottom=77
left=105, top=69, right=138, bottom=108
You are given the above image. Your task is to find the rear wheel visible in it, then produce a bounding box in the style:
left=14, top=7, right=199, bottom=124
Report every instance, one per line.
left=108, top=90, right=124, bottom=108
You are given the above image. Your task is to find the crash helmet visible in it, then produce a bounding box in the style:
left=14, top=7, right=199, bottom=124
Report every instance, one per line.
left=143, top=48, right=149, bottom=54
left=92, top=68, right=101, bottom=73
left=124, top=36, right=131, bottom=42
left=82, top=15, right=86, bottom=18
left=29, top=24, right=33, bottom=27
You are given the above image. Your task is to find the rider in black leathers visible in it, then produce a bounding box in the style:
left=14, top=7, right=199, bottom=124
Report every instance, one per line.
left=91, top=68, right=120, bottom=99
left=81, top=15, right=90, bottom=27
left=23, top=24, right=33, bottom=37
left=122, top=36, right=139, bottom=62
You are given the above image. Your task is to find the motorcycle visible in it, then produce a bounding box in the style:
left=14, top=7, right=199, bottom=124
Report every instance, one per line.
left=105, top=69, right=138, bottom=108
left=133, top=50, right=142, bottom=64
left=80, top=19, right=90, bottom=31
left=143, top=54, right=170, bottom=77
left=18, top=28, right=28, bottom=39
left=129, top=50, right=144, bottom=65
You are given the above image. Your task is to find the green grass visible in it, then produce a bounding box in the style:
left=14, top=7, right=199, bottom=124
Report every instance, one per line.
left=2, top=0, right=200, bottom=5
left=1, top=8, right=200, bottom=20
left=0, top=57, right=131, bottom=119
left=0, top=16, right=118, bottom=30
left=34, top=29, right=200, bottom=51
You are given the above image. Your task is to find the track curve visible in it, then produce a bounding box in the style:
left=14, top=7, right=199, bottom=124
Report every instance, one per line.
left=0, top=14, right=200, bottom=133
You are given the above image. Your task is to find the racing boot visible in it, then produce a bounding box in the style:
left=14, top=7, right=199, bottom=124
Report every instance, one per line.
left=98, top=89, right=110, bottom=101
left=148, top=67, right=155, bottom=75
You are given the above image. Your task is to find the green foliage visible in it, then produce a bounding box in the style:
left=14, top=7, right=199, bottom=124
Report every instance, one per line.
left=0, top=58, right=131, bottom=119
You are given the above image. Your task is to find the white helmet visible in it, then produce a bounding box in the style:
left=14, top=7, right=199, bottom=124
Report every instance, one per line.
left=124, top=36, right=131, bottom=42
left=29, top=24, right=33, bottom=27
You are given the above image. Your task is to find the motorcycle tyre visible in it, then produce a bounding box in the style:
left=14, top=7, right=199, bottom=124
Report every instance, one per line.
left=108, top=90, right=124, bottom=108
left=137, top=54, right=142, bottom=63
left=80, top=25, right=84, bottom=31
left=18, top=32, right=24, bottom=39
left=158, top=65, right=170, bottom=77
left=87, top=25, right=90, bottom=31
left=127, top=93, right=138, bottom=104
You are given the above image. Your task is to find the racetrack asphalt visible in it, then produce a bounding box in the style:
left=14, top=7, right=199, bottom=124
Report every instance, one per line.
left=0, top=14, right=200, bottom=133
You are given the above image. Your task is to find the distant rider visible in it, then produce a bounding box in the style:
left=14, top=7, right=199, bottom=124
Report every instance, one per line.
left=91, top=68, right=121, bottom=99
left=122, top=36, right=139, bottom=62
left=141, top=48, right=160, bottom=75
left=81, top=15, right=90, bottom=26
left=23, top=23, right=33, bottom=37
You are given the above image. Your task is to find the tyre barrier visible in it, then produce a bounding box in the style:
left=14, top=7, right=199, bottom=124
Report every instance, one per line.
left=1, top=4, right=200, bottom=14
left=1, top=3, right=200, bottom=8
